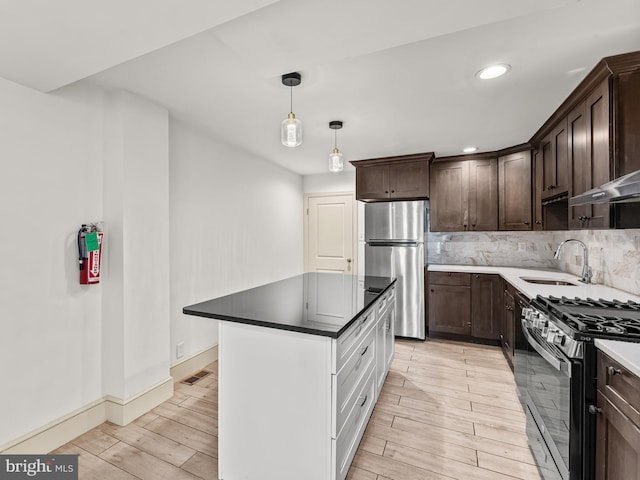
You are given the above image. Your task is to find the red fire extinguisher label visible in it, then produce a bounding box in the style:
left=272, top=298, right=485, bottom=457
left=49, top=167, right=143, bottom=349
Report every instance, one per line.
left=80, top=230, right=103, bottom=285
left=87, top=232, right=103, bottom=283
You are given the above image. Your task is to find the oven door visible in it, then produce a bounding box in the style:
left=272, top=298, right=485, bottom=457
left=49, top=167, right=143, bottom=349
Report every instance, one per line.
left=521, top=319, right=571, bottom=480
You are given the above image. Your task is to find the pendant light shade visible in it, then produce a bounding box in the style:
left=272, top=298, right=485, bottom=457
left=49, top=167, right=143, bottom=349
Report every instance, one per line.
left=281, top=72, right=302, bottom=147
left=328, top=121, right=344, bottom=173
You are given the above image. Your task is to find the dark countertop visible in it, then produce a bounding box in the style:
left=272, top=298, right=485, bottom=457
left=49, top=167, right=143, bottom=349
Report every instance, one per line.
left=183, top=273, right=396, bottom=338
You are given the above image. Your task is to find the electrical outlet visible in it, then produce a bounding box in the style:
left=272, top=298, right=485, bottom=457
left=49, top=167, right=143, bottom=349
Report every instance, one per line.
left=445, top=242, right=451, bottom=252
left=635, top=236, right=640, bottom=250
left=176, top=342, right=184, bottom=359
left=518, top=242, right=526, bottom=252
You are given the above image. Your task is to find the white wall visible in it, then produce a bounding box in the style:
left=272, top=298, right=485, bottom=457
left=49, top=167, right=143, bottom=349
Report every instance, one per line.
left=169, top=120, right=304, bottom=362
left=0, top=79, right=105, bottom=446
left=102, top=92, right=171, bottom=400
left=0, top=75, right=305, bottom=449
left=302, top=171, right=355, bottom=194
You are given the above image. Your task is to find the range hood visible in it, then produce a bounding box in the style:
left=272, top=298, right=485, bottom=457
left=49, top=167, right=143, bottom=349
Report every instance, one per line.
left=569, top=169, right=640, bottom=206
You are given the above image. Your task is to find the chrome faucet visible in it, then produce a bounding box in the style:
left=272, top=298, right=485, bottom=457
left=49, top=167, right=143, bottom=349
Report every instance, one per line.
left=553, top=239, right=592, bottom=284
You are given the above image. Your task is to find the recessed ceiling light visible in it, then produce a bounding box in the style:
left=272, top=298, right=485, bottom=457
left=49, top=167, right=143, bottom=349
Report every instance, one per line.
left=463, top=146, right=478, bottom=153
left=476, top=64, right=511, bottom=80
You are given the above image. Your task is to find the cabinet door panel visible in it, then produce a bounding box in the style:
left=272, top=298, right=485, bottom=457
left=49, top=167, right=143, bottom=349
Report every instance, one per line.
left=533, top=149, right=543, bottom=230
left=586, top=80, right=611, bottom=229
left=356, top=165, right=389, bottom=200
left=471, top=274, right=502, bottom=340
left=596, top=392, right=640, bottom=480
left=389, top=160, right=429, bottom=199
left=499, top=151, right=532, bottom=230
left=553, top=120, right=569, bottom=195
left=541, top=137, right=555, bottom=200
left=568, top=102, right=588, bottom=229
left=501, top=289, right=515, bottom=367
left=468, top=159, right=498, bottom=231
left=428, top=284, right=470, bottom=335
left=430, top=161, right=469, bottom=231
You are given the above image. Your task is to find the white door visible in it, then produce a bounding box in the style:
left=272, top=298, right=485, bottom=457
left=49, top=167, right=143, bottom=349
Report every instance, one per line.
left=305, top=193, right=355, bottom=273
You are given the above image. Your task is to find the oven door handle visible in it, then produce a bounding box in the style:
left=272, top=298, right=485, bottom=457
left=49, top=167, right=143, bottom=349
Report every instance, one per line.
left=521, top=319, right=571, bottom=376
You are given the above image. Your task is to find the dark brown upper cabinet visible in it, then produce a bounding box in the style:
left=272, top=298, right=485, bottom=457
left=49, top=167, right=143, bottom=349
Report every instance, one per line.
left=351, top=153, right=433, bottom=202
left=430, top=154, right=498, bottom=232
left=568, top=81, right=611, bottom=229
left=532, top=149, right=544, bottom=230
left=530, top=50, right=640, bottom=229
left=498, top=150, right=532, bottom=231
left=540, top=119, right=569, bottom=200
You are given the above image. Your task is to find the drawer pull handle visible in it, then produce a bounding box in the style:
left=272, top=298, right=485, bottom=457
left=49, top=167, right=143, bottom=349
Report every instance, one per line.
left=608, top=366, right=622, bottom=376
left=588, top=405, right=603, bottom=415
left=360, top=345, right=369, bottom=357
left=360, top=395, right=368, bottom=407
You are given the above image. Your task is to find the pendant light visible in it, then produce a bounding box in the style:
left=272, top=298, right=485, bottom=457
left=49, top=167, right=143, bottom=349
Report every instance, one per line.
left=281, top=72, right=302, bottom=147
left=328, top=121, right=344, bottom=173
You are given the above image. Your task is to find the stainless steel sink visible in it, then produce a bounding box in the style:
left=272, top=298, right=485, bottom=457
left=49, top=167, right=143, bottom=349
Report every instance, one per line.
left=520, top=277, right=578, bottom=286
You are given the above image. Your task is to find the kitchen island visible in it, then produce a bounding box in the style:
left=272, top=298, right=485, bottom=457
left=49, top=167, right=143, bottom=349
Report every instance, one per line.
left=183, top=273, right=396, bottom=480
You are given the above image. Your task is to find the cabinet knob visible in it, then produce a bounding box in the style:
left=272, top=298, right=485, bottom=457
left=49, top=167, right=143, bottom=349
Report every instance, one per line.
left=524, top=222, right=530, bottom=225
left=430, top=289, right=434, bottom=293
left=535, top=220, right=542, bottom=225
left=463, top=224, right=467, bottom=229
left=475, top=274, right=479, bottom=278
left=447, top=272, right=451, bottom=276
left=385, top=190, right=389, bottom=194
left=588, top=405, right=603, bottom=415
left=391, top=190, right=395, bottom=193
left=467, top=322, right=471, bottom=327
left=608, top=366, right=622, bottom=376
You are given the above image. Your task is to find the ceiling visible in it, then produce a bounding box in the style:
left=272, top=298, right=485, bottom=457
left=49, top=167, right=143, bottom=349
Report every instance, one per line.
left=1, top=0, right=639, bottom=175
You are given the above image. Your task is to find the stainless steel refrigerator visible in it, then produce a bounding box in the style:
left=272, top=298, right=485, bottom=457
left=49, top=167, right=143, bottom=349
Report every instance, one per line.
left=365, top=201, right=426, bottom=340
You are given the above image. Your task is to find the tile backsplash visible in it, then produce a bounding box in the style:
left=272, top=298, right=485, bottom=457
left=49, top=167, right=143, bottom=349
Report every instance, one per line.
left=427, top=229, right=640, bottom=296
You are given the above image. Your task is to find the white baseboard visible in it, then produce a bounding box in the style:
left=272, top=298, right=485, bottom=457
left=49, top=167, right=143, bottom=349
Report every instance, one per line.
left=1, top=344, right=219, bottom=455
left=170, top=344, right=218, bottom=383
left=1, top=377, right=174, bottom=454
left=1, top=400, right=107, bottom=455
left=105, top=376, right=174, bottom=426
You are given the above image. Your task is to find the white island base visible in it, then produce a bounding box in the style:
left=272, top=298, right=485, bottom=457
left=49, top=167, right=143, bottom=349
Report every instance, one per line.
left=217, top=287, right=395, bottom=480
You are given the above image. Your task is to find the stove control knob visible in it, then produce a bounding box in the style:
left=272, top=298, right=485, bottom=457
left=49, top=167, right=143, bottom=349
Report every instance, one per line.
left=553, top=332, right=566, bottom=346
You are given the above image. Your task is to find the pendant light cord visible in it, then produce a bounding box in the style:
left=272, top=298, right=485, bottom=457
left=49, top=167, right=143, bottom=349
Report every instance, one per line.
left=290, top=85, right=293, bottom=114
left=334, top=128, right=338, bottom=149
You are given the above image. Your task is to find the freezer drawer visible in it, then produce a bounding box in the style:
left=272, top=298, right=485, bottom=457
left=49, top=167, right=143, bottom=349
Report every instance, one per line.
left=365, top=244, right=424, bottom=339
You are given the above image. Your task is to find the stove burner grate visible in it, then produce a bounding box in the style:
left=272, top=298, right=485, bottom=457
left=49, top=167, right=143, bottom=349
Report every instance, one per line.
left=535, top=295, right=640, bottom=340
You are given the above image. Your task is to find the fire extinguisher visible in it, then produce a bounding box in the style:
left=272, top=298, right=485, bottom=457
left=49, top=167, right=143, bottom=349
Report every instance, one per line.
left=78, top=224, right=104, bottom=284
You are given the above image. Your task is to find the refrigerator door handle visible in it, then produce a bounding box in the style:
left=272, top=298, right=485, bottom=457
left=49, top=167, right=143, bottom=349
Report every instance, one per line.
left=367, top=240, right=420, bottom=247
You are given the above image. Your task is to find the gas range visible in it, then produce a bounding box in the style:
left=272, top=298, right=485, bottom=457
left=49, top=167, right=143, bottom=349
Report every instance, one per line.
left=520, top=294, right=640, bottom=480
left=526, top=295, right=640, bottom=358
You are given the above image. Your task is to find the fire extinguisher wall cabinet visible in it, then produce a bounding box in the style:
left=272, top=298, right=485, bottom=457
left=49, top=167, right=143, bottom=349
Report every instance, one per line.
left=78, top=224, right=103, bottom=284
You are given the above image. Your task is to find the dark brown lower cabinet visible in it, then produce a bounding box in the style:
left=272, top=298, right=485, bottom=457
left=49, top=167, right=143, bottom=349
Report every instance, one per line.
left=501, top=288, right=515, bottom=368
left=428, top=272, right=501, bottom=341
left=428, top=274, right=471, bottom=336
left=596, top=351, right=640, bottom=479
left=471, top=274, right=502, bottom=340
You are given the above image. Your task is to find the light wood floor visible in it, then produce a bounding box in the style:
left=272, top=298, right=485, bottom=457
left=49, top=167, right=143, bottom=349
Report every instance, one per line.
left=53, top=338, right=540, bottom=480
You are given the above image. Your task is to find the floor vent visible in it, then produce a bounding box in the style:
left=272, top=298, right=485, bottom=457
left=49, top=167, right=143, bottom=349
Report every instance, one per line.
left=181, top=370, right=210, bottom=385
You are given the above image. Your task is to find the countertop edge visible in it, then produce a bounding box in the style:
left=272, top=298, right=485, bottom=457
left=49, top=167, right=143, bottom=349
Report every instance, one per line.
left=427, top=264, right=640, bottom=302
left=182, top=278, right=396, bottom=339
left=594, top=339, right=640, bottom=378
